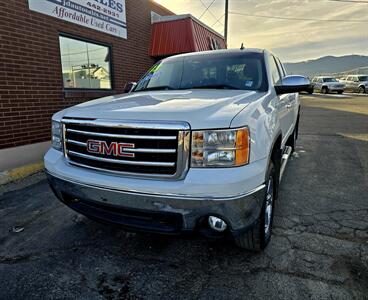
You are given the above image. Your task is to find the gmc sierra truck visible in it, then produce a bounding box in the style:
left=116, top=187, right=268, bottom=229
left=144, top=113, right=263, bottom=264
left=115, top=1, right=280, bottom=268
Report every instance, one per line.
left=45, top=49, right=310, bottom=251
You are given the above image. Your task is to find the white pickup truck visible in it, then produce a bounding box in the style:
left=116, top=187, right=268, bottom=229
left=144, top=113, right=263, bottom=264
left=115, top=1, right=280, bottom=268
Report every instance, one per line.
left=45, top=49, right=310, bottom=251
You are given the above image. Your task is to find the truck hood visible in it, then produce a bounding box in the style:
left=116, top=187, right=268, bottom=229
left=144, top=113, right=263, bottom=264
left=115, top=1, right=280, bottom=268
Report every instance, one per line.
left=59, top=90, right=265, bottom=129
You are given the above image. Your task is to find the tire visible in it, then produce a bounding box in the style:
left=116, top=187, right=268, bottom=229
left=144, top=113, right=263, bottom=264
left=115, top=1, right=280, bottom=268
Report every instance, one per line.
left=234, top=161, right=277, bottom=251
left=358, top=86, right=365, bottom=94
left=321, top=87, right=328, bottom=94
left=307, top=88, right=314, bottom=94
left=337, top=91, right=343, bottom=94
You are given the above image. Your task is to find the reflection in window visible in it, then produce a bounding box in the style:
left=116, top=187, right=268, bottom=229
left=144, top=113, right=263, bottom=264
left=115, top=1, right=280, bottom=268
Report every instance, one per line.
left=59, top=36, right=112, bottom=89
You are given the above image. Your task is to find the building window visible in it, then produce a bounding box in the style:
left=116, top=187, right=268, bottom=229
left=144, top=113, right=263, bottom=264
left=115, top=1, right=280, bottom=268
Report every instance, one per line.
left=59, top=35, right=112, bottom=90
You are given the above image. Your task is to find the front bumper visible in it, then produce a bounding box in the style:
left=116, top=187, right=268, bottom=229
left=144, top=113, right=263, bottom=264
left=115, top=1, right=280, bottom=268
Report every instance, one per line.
left=328, top=86, right=344, bottom=92
left=47, top=172, right=266, bottom=237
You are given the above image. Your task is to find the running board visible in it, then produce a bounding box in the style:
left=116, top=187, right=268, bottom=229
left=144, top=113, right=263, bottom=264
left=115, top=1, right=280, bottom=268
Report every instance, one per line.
left=279, top=146, right=292, bottom=182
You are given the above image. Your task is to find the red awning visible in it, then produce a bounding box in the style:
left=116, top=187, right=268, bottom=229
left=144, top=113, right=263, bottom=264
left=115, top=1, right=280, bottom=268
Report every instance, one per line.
left=149, top=15, right=227, bottom=57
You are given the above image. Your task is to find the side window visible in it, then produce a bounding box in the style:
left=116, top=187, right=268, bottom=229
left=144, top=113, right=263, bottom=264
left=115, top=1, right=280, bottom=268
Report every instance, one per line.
left=269, top=56, right=282, bottom=85
left=347, top=76, right=352, bottom=81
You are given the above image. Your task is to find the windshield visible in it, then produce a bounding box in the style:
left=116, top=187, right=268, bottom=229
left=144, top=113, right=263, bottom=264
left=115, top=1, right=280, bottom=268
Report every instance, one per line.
left=323, top=78, right=338, bottom=82
left=358, top=76, right=368, bottom=82
left=134, top=53, right=268, bottom=92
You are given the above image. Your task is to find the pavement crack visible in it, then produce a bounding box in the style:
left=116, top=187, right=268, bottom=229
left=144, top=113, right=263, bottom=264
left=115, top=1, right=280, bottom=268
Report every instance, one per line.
left=0, top=243, right=97, bottom=265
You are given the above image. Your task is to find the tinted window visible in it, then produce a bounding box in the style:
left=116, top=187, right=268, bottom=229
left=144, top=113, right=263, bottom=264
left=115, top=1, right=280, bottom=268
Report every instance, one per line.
left=134, top=53, right=268, bottom=92
left=358, top=76, right=368, bottom=81
left=323, top=78, right=338, bottom=82
left=59, top=36, right=112, bottom=89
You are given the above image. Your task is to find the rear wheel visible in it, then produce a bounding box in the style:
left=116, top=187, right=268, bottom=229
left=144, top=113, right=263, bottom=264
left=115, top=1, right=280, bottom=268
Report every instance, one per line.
left=358, top=86, right=366, bottom=94
left=234, top=162, right=277, bottom=251
left=337, top=91, right=343, bottom=94
left=321, top=87, right=328, bottom=94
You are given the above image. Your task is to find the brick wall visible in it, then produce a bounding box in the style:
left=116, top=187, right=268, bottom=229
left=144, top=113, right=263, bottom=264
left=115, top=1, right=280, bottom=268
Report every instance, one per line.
left=0, top=0, right=173, bottom=149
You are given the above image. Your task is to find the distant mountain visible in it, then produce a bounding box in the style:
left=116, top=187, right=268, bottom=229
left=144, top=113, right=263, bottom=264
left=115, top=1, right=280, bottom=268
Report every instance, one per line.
left=284, top=55, right=368, bottom=78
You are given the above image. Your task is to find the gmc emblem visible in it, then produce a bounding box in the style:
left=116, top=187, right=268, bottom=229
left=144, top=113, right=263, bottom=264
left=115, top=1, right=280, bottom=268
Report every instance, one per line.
left=86, top=140, right=135, bottom=158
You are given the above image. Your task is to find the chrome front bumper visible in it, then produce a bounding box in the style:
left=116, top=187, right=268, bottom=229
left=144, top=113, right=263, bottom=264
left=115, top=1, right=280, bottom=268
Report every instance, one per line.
left=47, top=172, right=266, bottom=236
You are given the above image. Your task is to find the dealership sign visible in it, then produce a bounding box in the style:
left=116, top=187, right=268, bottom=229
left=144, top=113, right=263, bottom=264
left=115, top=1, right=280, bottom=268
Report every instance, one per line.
left=28, top=0, right=127, bottom=38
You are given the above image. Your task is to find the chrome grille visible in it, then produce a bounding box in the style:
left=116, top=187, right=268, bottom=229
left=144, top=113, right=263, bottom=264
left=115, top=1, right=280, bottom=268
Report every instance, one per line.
left=62, top=119, right=190, bottom=179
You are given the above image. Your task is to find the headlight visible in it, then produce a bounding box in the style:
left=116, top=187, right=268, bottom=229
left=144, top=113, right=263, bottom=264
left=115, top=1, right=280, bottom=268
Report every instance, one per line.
left=191, top=127, right=250, bottom=167
left=52, top=121, right=63, bottom=151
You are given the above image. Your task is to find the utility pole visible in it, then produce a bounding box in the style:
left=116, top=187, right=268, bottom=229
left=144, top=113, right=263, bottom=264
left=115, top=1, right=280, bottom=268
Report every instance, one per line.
left=224, top=0, right=229, bottom=44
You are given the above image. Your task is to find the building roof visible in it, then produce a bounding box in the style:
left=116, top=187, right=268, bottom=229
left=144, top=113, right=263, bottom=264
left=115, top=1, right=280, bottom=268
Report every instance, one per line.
left=149, top=14, right=227, bottom=57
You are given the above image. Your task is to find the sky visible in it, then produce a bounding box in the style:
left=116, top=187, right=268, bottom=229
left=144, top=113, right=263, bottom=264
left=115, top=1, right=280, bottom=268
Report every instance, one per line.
left=154, top=0, right=368, bottom=63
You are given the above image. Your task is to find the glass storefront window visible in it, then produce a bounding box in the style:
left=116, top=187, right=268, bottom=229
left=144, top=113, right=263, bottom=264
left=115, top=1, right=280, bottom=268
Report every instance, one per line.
left=59, top=36, right=112, bottom=89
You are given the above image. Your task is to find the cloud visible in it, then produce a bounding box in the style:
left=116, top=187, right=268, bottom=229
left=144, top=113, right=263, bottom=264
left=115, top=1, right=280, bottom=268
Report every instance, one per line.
left=154, top=0, right=368, bottom=61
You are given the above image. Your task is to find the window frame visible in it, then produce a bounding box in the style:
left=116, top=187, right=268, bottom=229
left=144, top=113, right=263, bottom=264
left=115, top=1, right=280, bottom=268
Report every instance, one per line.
left=58, top=32, right=115, bottom=91
left=275, top=57, right=287, bottom=77
left=269, top=55, right=282, bottom=86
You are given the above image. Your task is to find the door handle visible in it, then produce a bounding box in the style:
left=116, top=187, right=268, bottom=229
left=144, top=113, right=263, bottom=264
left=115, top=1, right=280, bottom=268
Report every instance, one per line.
left=286, top=103, right=292, bottom=109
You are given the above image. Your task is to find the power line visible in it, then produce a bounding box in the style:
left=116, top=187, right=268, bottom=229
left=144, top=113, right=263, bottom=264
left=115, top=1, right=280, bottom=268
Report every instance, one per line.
left=199, top=0, right=217, bottom=19
left=199, top=0, right=224, bottom=25
left=211, top=13, right=225, bottom=27
left=229, top=11, right=368, bottom=23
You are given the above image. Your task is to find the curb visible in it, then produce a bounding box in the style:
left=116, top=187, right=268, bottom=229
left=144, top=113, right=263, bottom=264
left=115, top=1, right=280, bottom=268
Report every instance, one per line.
left=0, top=162, right=44, bottom=185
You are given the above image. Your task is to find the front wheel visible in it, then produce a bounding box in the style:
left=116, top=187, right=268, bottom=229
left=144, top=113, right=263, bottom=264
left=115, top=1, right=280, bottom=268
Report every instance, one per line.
left=358, top=86, right=366, bottom=94
left=337, top=91, right=343, bottom=94
left=321, top=87, right=328, bottom=94
left=234, top=162, right=277, bottom=251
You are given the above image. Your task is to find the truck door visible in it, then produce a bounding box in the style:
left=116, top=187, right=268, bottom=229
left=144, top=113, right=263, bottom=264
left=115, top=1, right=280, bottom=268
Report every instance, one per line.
left=345, top=76, right=353, bottom=92
left=352, top=76, right=359, bottom=92
left=269, top=55, right=292, bottom=145
left=276, top=57, right=297, bottom=132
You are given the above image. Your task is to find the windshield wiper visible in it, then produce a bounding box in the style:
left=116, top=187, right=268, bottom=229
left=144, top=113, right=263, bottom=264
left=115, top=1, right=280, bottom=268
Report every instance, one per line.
left=139, top=85, right=176, bottom=92
left=190, top=84, right=240, bottom=90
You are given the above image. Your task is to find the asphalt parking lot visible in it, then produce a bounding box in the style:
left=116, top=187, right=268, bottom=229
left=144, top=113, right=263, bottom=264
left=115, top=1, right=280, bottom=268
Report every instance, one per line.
left=0, top=94, right=367, bottom=300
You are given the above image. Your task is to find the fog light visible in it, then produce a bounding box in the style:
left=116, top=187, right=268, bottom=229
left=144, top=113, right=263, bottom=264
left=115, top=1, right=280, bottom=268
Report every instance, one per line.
left=208, top=216, right=227, bottom=232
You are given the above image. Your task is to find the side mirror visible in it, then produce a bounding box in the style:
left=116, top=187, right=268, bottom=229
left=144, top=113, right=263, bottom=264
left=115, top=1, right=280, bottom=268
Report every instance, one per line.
left=275, top=75, right=311, bottom=95
left=124, top=82, right=137, bottom=93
